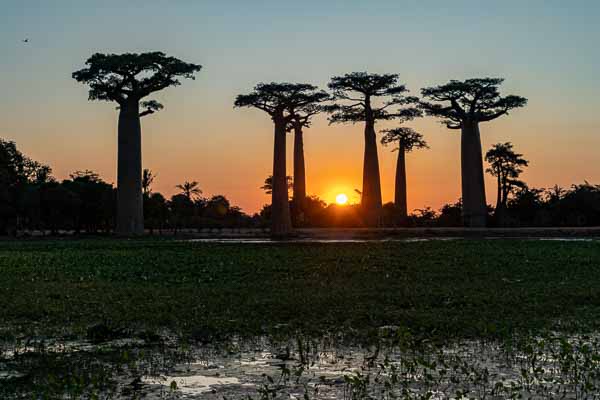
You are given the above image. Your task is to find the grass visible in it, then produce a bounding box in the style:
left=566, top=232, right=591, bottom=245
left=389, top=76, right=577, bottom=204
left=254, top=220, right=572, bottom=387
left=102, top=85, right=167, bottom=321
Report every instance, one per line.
left=1, top=238, right=600, bottom=341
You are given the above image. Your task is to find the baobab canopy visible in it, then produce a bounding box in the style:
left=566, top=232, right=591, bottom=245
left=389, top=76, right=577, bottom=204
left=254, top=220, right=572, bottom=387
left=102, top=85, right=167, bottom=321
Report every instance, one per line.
left=380, top=128, right=428, bottom=153
left=327, top=72, right=422, bottom=124
left=420, top=78, right=527, bottom=129
left=234, top=82, right=327, bottom=117
left=72, top=52, right=202, bottom=112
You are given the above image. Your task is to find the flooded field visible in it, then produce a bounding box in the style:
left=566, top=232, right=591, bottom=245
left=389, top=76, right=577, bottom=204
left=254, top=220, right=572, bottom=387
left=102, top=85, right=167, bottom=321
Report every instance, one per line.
left=3, top=238, right=600, bottom=398
left=3, top=331, right=600, bottom=399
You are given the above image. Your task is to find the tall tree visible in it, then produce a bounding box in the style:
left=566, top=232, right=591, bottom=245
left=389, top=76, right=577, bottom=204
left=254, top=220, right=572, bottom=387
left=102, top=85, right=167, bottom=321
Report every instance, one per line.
left=485, top=142, right=529, bottom=223
left=285, top=90, right=329, bottom=214
left=235, top=83, right=322, bottom=236
left=327, top=72, right=421, bottom=225
left=176, top=181, right=202, bottom=201
left=380, top=128, right=428, bottom=218
left=73, top=52, right=201, bottom=235
left=420, top=78, right=527, bottom=227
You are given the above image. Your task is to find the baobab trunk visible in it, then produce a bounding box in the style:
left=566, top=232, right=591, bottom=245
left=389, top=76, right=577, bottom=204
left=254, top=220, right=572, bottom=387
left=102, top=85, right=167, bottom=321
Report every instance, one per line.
left=293, top=124, right=306, bottom=212
left=271, top=117, right=293, bottom=237
left=116, top=100, right=144, bottom=235
left=361, top=111, right=383, bottom=226
left=394, top=146, right=408, bottom=218
left=460, top=120, right=487, bottom=227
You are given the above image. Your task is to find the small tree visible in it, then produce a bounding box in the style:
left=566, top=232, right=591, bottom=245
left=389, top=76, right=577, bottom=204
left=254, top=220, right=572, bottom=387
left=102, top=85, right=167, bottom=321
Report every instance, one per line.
left=73, top=52, right=201, bottom=235
left=235, top=83, right=322, bottom=236
left=327, top=72, right=421, bottom=225
left=420, top=78, right=526, bottom=227
left=142, top=169, right=156, bottom=197
left=380, top=128, right=428, bottom=218
left=485, top=142, right=529, bottom=224
left=176, top=181, right=202, bottom=201
left=260, top=175, right=293, bottom=195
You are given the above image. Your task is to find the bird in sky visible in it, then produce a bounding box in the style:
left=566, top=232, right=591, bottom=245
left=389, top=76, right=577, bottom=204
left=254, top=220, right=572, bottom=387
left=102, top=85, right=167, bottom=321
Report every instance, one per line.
left=22, top=38, right=29, bottom=43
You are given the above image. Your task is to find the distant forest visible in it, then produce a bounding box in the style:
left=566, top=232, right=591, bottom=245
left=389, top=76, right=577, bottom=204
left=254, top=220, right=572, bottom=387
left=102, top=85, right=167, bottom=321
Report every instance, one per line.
left=1, top=138, right=599, bottom=236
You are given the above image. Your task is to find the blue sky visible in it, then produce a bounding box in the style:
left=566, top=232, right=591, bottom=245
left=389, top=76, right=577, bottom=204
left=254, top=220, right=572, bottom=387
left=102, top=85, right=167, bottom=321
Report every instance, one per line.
left=1, top=1, right=599, bottom=212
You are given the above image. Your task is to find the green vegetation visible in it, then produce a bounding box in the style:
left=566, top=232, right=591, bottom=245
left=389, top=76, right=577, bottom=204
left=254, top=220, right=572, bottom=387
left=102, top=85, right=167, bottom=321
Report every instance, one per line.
left=1, top=239, right=600, bottom=340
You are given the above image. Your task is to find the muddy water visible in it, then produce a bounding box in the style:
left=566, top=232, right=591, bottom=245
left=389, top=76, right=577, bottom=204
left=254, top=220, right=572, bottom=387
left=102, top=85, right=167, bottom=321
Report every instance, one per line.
left=4, top=333, right=599, bottom=399
left=185, top=237, right=599, bottom=244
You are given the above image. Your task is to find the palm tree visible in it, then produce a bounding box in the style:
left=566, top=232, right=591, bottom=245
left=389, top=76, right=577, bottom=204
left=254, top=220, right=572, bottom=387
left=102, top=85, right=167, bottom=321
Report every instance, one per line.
left=176, top=181, right=202, bottom=201
left=380, top=128, right=428, bottom=218
left=142, top=169, right=156, bottom=197
left=261, top=175, right=293, bottom=195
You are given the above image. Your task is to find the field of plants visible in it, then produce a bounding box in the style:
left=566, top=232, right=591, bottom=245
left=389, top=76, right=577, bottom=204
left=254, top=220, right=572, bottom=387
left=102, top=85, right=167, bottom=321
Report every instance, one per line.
left=2, top=238, right=600, bottom=398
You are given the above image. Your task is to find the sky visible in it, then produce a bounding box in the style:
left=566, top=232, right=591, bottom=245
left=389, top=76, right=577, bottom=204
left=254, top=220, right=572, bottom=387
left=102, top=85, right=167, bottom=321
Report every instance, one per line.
left=1, top=0, right=599, bottom=214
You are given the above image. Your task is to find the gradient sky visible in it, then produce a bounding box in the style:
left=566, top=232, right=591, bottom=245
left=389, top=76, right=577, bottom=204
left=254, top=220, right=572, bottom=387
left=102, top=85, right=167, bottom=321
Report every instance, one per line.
left=1, top=1, right=599, bottom=214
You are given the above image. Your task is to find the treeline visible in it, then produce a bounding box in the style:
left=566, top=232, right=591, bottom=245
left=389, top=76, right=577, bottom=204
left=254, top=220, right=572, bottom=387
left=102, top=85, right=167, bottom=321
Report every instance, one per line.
left=3, top=137, right=600, bottom=235
left=3, top=138, right=599, bottom=235
left=0, top=139, right=256, bottom=235
left=260, top=184, right=600, bottom=229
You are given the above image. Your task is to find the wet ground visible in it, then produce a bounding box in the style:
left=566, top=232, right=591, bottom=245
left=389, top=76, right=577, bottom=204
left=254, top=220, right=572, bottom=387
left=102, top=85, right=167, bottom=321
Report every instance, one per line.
left=186, top=237, right=599, bottom=244
left=3, top=331, right=600, bottom=399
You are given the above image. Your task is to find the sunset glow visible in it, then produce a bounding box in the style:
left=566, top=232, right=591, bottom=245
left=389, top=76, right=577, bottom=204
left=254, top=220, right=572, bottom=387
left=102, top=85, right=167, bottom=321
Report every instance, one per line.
left=1, top=1, right=599, bottom=215
left=336, top=193, right=349, bottom=205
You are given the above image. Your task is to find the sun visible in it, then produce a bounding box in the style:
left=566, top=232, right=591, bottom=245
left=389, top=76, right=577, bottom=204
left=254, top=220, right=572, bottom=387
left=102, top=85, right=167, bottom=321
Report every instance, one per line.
left=335, top=193, right=349, bottom=205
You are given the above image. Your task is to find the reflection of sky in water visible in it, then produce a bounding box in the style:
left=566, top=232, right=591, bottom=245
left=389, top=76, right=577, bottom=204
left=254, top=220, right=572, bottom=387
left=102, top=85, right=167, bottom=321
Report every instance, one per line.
left=4, top=333, right=600, bottom=398
left=185, top=237, right=599, bottom=244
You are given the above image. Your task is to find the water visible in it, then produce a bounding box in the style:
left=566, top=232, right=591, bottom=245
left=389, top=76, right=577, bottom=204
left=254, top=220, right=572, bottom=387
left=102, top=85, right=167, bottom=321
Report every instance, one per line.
left=4, top=332, right=600, bottom=399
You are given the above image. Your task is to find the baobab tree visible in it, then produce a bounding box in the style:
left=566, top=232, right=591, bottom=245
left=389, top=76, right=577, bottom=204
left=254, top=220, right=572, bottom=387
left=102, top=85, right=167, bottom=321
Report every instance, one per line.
left=327, top=72, right=421, bottom=225
left=286, top=90, right=329, bottom=213
left=485, top=142, right=529, bottom=224
left=420, top=78, right=527, bottom=227
left=73, top=52, right=201, bottom=235
left=380, top=128, right=428, bottom=218
left=235, top=83, right=324, bottom=236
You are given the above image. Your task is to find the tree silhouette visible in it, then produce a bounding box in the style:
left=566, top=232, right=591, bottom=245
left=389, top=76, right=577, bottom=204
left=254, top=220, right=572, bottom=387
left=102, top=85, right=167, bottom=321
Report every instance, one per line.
left=380, top=128, right=428, bottom=218
left=73, top=52, right=201, bottom=235
left=235, top=83, right=323, bottom=236
left=261, top=175, right=293, bottom=195
left=142, top=168, right=156, bottom=197
left=420, top=78, right=527, bottom=227
left=485, top=142, right=529, bottom=224
left=286, top=89, right=329, bottom=214
left=326, top=72, right=421, bottom=225
left=176, top=181, right=202, bottom=201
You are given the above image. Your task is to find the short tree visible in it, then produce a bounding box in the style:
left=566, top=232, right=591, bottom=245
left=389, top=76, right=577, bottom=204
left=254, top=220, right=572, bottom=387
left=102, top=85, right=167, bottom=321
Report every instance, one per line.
left=485, top=142, right=529, bottom=224
left=73, top=52, right=201, bottom=235
left=420, top=78, right=526, bottom=227
left=176, top=181, right=202, bottom=201
left=261, top=175, right=293, bottom=195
